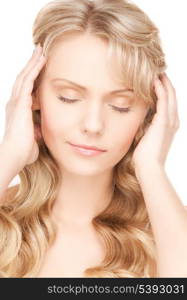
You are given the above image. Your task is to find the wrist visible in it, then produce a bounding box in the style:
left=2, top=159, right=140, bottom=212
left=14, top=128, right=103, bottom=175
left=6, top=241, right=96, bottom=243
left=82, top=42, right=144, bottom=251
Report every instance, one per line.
left=0, top=140, right=23, bottom=174
left=134, top=162, right=165, bottom=179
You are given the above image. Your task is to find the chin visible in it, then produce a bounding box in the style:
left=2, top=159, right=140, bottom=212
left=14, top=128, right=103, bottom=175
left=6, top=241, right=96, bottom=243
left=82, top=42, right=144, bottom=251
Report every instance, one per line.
left=60, top=161, right=108, bottom=177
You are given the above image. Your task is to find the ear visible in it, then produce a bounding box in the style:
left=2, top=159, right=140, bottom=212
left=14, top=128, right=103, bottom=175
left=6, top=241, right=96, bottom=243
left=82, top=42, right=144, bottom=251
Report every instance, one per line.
left=31, top=92, right=40, bottom=111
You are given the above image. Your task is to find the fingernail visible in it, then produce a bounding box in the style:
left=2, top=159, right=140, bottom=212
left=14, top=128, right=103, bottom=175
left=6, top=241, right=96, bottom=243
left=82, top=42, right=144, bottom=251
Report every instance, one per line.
left=37, top=44, right=42, bottom=51
left=39, top=54, right=44, bottom=60
left=160, top=72, right=166, bottom=79
left=34, top=44, right=41, bottom=53
left=33, top=46, right=38, bottom=54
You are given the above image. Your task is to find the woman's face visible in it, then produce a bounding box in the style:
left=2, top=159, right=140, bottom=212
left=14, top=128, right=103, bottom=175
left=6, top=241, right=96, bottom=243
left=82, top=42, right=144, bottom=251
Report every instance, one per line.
left=36, top=33, right=148, bottom=175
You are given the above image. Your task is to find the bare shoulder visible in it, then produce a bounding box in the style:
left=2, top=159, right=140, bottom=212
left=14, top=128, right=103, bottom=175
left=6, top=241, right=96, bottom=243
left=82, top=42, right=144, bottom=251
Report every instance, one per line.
left=0, top=184, right=19, bottom=205
left=184, top=206, right=187, bottom=212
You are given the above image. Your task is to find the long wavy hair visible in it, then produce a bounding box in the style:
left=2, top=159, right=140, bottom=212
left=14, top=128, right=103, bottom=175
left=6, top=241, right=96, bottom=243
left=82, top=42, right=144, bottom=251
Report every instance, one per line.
left=0, top=0, right=166, bottom=277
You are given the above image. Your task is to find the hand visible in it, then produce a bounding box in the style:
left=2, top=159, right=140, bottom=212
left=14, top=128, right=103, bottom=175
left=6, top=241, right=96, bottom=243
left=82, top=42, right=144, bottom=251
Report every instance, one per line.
left=2, top=44, right=46, bottom=172
left=132, top=72, right=180, bottom=171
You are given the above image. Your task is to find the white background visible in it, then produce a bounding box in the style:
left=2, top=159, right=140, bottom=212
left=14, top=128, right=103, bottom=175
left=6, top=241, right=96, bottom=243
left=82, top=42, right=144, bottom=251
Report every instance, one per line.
left=0, top=1, right=186, bottom=204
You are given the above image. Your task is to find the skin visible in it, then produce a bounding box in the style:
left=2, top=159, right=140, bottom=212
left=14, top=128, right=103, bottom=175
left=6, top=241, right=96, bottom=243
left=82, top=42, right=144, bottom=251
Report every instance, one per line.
left=131, top=73, right=187, bottom=276
left=34, top=33, right=187, bottom=277
left=34, top=32, right=149, bottom=228
left=132, top=72, right=180, bottom=169
left=33, top=33, right=150, bottom=276
left=2, top=31, right=186, bottom=277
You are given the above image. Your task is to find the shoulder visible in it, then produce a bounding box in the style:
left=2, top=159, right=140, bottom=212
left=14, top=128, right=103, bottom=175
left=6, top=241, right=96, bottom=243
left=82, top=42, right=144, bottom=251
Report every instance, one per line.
left=184, top=206, right=187, bottom=212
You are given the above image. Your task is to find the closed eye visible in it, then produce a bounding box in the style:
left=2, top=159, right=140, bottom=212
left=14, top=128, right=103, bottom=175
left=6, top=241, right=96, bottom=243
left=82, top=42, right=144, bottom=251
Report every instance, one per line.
left=57, top=96, right=131, bottom=114
left=58, top=96, right=77, bottom=103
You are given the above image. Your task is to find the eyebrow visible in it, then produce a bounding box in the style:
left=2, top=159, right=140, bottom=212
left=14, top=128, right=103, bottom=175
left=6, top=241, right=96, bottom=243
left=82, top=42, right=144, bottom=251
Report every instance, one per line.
left=51, top=78, right=134, bottom=95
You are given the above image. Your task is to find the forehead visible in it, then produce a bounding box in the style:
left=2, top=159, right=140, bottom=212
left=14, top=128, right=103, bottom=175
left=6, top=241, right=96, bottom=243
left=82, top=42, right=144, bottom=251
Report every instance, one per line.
left=44, top=33, right=126, bottom=87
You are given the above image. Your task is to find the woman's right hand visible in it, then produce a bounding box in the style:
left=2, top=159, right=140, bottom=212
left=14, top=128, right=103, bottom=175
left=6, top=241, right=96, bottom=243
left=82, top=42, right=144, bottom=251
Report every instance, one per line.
left=1, top=44, right=46, bottom=172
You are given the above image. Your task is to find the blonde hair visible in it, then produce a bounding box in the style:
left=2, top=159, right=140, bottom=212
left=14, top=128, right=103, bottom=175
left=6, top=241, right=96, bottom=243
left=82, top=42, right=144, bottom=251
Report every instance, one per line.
left=0, top=0, right=166, bottom=277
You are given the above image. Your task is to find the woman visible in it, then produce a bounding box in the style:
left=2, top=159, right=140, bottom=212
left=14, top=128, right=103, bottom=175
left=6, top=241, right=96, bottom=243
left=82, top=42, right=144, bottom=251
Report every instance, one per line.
left=0, top=0, right=187, bottom=278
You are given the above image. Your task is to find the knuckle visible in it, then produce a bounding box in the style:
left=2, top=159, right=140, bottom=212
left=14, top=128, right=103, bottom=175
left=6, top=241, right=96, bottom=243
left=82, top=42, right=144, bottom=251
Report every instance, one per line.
left=175, top=121, right=180, bottom=129
left=23, top=73, right=29, bottom=82
left=174, top=120, right=180, bottom=130
left=16, top=72, right=23, bottom=80
left=5, top=101, right=13, bottom=112
left=172, top=85, right=176, bottom=95
left=5, top=102, right=10, bottom=110
left=6, top=97, right=18, bottom=109
left=17, top=69, right=27, bottom=79
left=21, top=76, right=31, bottom=88
left=15, top=74, right=20, bottom=81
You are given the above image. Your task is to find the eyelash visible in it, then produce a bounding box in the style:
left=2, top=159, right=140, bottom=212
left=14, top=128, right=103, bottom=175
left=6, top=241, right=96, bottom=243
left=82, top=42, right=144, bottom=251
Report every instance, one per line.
left=57, top=96, right=131, bottom=114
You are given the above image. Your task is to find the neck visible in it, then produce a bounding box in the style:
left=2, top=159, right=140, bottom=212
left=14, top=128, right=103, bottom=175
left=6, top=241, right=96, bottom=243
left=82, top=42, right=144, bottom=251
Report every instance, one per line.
left=52, top=168, right=114, bottom=228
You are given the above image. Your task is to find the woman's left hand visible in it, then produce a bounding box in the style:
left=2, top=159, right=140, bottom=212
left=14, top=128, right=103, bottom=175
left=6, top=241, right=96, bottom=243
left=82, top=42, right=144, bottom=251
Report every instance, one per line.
left=132, top=72, right=180, bottom=171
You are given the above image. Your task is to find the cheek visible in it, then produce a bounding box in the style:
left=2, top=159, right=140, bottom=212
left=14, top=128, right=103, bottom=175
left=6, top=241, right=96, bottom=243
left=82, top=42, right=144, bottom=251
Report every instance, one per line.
left=114, top=120, right=141, bottom=155
left=113, top=105, right=148, bottom=155
left=40, top=106, right=68, bottom=142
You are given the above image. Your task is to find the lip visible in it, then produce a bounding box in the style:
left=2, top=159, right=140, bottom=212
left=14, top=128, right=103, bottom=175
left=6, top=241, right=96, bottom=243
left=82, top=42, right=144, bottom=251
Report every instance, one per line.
left=68, top=142, right=107, bottom=152
left=68, top=143, right=106, bottom=156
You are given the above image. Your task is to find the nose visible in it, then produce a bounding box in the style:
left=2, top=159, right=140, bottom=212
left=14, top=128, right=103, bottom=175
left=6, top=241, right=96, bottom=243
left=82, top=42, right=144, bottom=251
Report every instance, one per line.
left=81, top=100, right=105, bottom=135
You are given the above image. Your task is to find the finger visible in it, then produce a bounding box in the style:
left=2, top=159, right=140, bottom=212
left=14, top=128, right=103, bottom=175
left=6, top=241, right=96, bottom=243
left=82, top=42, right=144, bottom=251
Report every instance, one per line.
left=160, top=73, right=179, bottom=125
left=153, top=76, right=169, bottom=123
left=14, top=46, right=43, bottom=98
left=11, top=45, right=43, bottom=98
left=21, top=45, right=43, bottom=78
left=17, top=54, right=46, bottom=107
